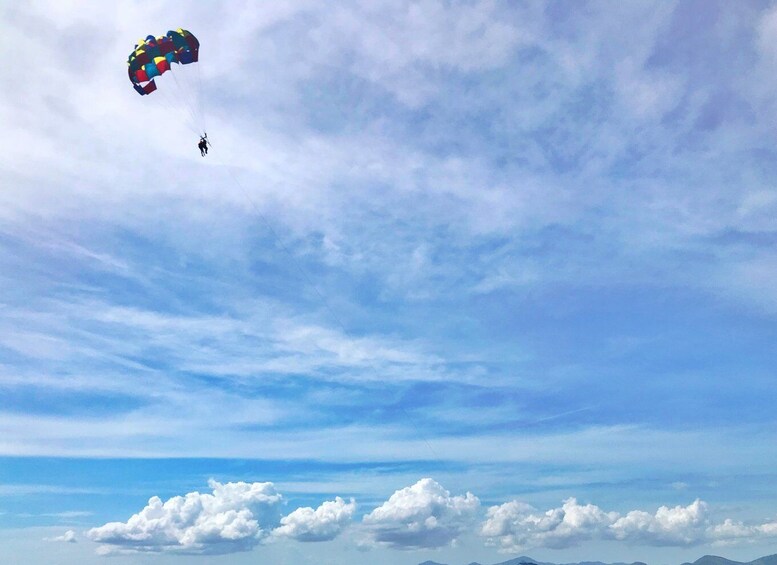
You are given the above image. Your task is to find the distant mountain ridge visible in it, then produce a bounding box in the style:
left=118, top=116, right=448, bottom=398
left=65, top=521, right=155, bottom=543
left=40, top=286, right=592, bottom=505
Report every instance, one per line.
left=419, top=553, right=777, bottom=565
left=423, top=555, right=647, bottom=565
left=682, top=554, right=777, bottom=565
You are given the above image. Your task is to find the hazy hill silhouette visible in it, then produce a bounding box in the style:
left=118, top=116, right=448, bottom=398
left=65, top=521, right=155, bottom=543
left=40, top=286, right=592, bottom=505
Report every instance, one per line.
left=420, top=553, right=777, bottom=565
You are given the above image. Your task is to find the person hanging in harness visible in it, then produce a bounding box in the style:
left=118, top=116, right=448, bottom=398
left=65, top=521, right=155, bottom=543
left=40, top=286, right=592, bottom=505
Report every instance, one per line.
left=198, top=134, right=210, bottom=156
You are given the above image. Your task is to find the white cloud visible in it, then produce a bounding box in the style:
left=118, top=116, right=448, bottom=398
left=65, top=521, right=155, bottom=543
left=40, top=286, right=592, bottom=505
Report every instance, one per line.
left=609, top=499, right=708, bottom=545
left=707, top=517, right=777, bottom=546
left=708, top=518, right=759, bottom=544
left=481, top=497, right=618, bottom=551
left=86, top=480, right=283, bottom=554
left=757, top=6, right=777, bottom=64
left=47, top=529, right=77, bottom=543
left=273, top=496, right=356, bottom=541
left=69, top=475, right=777, bottom=556
left=481, top=498, right=777, bottom=552
left=292, top=1, right=530, bottom=108
left=0, top=296, right=445, bottom=384
left=362, top=478, right=479, bottom=549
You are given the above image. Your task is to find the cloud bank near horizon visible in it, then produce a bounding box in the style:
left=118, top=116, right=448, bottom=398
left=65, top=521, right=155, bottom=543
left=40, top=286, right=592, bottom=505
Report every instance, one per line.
left=84, top=478, right=777, bottom=555
left=481, top=497, right=777, bottom=553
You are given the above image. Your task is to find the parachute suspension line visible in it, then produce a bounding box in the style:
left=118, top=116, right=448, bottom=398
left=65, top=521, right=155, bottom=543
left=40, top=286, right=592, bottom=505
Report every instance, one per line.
left=153, top=83, right=183, bottom=127
left=186, top=72, right=206, bottom=136
left=174, top=61, right=204, bottom=130
left=196, top=60, right=206, bottom=134
left=172, top=62, right=205, bottom=134
left=168, top=68, right=202, bottom=134
left=168, top=67, right=194, bottom=122
left=156, top=78, right=200, bottom=136
left=154, top=74, right=186, bottom=130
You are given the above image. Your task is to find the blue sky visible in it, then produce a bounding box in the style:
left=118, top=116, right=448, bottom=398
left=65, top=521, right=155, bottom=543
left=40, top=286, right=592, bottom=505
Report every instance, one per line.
left=1, top=1, right=777, bottom=564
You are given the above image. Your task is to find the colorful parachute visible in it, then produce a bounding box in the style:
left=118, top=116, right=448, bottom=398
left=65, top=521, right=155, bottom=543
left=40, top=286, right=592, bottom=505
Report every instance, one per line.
left=127, top=29, right=199, bottom=96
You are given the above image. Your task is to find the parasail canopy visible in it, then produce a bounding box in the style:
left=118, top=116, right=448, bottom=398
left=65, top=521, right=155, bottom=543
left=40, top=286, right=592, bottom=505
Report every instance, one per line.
left=127, top=28, right=200, bottom=96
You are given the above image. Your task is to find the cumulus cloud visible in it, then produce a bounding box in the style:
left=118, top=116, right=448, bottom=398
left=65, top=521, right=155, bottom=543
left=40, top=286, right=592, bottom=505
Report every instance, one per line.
left=481, top=497, right=619, bottom=551
left=86, top=480, right=283, bottom=555
left=47, top=529, right=77, bottom=543
left=65, top=476, right=777, bottom=556
left=273, top=496, right=356, bottom=541
left=707, top=518, right=777, bottom=546
left=481, top=498, right=777, bottom=553
left=362, top=478, right=479, bottom=549
left=609, top=499, right=708, bottom=545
